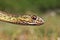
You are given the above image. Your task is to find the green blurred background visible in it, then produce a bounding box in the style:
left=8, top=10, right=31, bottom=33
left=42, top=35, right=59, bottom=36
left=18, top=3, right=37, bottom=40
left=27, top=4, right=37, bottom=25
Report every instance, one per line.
left=0, top=0, right=60, bottom=40
left=0, top=0, right=60, bottom=14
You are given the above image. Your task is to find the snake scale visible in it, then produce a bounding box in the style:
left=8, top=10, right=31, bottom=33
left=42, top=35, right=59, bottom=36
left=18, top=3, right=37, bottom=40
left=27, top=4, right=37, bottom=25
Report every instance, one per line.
left=0, top=11, right=44, bottom=25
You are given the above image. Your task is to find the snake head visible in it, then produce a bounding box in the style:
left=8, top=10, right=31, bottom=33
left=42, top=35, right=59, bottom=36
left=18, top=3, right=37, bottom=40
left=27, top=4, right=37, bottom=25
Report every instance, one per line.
left=37, top=17, right=44, bottom=25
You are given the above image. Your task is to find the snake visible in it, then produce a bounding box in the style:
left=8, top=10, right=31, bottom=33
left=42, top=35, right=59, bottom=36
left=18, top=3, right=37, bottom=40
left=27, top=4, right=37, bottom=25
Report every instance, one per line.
left=0, top=11, right=44, bottom=25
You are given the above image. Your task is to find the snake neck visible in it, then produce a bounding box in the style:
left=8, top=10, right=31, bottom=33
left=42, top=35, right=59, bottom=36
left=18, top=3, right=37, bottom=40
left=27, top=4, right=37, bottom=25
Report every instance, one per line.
left=0, top=11, right=17, bottom=23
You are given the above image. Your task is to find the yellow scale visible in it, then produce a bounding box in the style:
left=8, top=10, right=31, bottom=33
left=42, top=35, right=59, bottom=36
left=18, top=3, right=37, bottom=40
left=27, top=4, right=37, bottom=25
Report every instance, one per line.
left=0, top=13, right=33, bottom=23
left=0, top=13, right=17, bottom=23
left=0, top=11, right=44, bottom=25
left=18, top=15, right=33, bottom=23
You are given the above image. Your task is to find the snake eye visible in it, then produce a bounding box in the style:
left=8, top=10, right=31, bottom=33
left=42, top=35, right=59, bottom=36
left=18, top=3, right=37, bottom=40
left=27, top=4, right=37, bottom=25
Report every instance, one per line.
left=31, top=15, right=37, bottom=20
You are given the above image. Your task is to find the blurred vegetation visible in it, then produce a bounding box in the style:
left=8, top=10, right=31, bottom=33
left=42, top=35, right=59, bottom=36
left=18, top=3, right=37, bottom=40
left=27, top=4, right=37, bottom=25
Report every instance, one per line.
left=0, top=15, right=60, bottom=40
left=0, top=0, right=60, bottom=14
left=0, top=0, right=60, bottom=40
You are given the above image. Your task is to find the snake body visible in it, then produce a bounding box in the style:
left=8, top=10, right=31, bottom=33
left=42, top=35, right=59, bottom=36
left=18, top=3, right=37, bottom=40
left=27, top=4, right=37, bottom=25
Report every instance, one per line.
left=0, top=11, right=17, bottom=23
left=0, top=11, right=44, bottom=25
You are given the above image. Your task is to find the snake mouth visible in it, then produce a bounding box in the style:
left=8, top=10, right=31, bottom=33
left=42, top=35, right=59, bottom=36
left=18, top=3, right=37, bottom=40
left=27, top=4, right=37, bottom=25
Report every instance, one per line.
left=25, top=17, right=44, bottom=25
